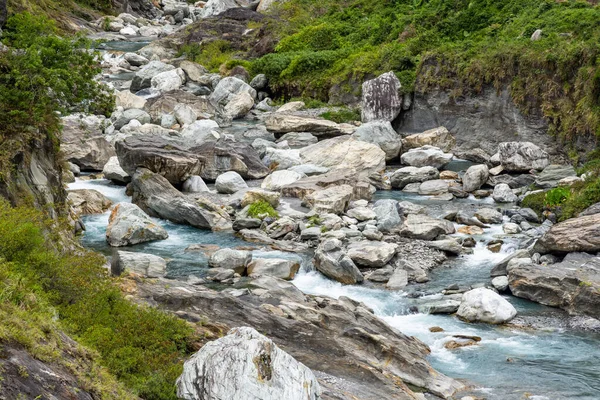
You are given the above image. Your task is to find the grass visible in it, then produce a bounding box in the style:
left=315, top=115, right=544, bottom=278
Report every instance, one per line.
left=247, top=200, right=279, bottom=219
left=320, top=108, right=361, bottom=123
left=0, top=200, right=198, bottom=399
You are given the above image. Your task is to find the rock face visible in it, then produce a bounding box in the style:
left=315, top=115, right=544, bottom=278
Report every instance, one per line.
left=176, top=327, right=321, bottom=400
left=191, top=138, right=269, bottom=180
left=390, top=166, right=439, bottom=189
left=106, top=202, right=169, bottom=247
left=115, top=136, right=202, bottom=185
left=402, top=126, right=456, bottom=152
left=112, top=251, right=166, bottom=278
left=534, top=214, right=600, bottom=253
left=457, top=288, right=517, bottom=324
left=508, top=253, right=600, bottom=318
left=498, top=142, right=550, bottom=172
left=400, top=146, right=452, bottom=169
left=351, top=121, right=401, bottom=161
left=462, top=164, right=489, bottom=192
left=361, top=71, right=402, bottom=123
left=265, top=114, right=353, bottom=137
left=299, top=136, right=386, bottom=176
left=534, top=164, right=577, bottom=188
left=60, top=114, right=115, bottom=171
left=131, top=169, right=232, bottom=231
left=314, top=239, right=363, bottom=284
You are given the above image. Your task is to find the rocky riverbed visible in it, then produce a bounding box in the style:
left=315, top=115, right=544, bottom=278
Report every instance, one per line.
left=59, top=3, right=600, bottom=399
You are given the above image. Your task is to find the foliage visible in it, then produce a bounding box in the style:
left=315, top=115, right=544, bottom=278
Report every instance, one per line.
left=520, top=191, right=546, bottom=217
left=0, top=200, right=196, bottom=399
left=320, top=107, right=360, bottom=123
left=0, top=13, right=114, bottom=175
left=560, top=176, right=600, bottom=220
left=544, top=186, right=571, bottom=207
left=247, top=200, right=279, bottom=219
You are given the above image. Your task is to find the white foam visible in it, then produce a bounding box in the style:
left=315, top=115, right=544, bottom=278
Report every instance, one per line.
left=68, top=178, right=130, bottom=203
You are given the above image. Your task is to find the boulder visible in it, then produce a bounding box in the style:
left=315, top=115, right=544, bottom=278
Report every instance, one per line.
left=418, top=179, right=449, bottom=195
left=492, top=183, right=517, bottom=203
left=182, top=175, right=210, bottom=193
left=491, top=276, right=509, bottom=292
left=265, top=216, right=298, bottom=239
left=462, top=164, right=489, bottom=192
left=400, top=146, right=453, bottom=169
left=209, top=77, right=256, bottom=110
left=102, top=156, right=130, bottom=184
left=276, top=132, right=318, bottom=149
left=131, top=61, right=175, bottom=92
left=176, top=327, right=321, bottom=400
left=179, top=60, right=208, bottom=83
left=131, top=169, right=232, bottom=231
left=200, top=0, right=246, bottom=18
left=314, top=238, right=364, bottom=284
left=265, top=114, right=354, bottom=137
left=241, top=189, right=281, bottom=208
left=474, top=208, right=503, bottom=224
left=386, top=269, right=409, bottom=290
left=249, top=73, right=268, bottom=90
left=534, top=164, right=577, bottom=188
left=346, top=206, right=377, bottom=222
left=106, top=202, right=169, bottom=247
left=60, top=114, right=115, bottom=171
left=299, top=136, right=386, bottom=177
left=276, top=101, right=305, bottom=113
left=352, top=121, right=402, bottom=161
left=498, top=142, right=550, bottom=172
left=215, top=171, right=248, bottom=194
left=173, top=104, right=198, bottom=126
left=209, top=248, right=252, bottom=274
left=401, top=214, right=455, bottom=240
left=534, top=213, right=600, bottom=253
left=261, top=170, right=304, bottom=191
left=150, top=68, right=186, bottom=92
left=347, top=241, right=397, bottom=268
left=304, top=184, right=353, bottom=214
left=115, top=136, right=202, bottom=185
left=123, top=52, right=149, bottom=67
left=373, top=199, right=403, bottom=233
left=390, top=166, right=439, bottom=189
left=508, top=253, right=600, bottom=318
left=262, top=148, right=302, bottom=170
left=191, top=138, right=270, bottom=180
left=112, top=108, right=152, bottom=130
left=179, top=120, right=221, bottom=145
left=67, top=189, right=112, bottom=215
left=457, top=288, right=517, bottom=324
left=144, top=90, right=216, bottom=122
left=115, top=90, right=146, bottom=110
left=361, top=71, right=402, bottom=122
left=112, top=251, right=166, bottom=278
left=247, top=258, right=300, bottom=280
left=224, top=91, right=255, bottom=119
left=402, top=127, right=455, bottom=152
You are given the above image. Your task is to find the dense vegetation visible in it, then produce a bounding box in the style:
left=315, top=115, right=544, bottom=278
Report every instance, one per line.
left=0, top=200, right=197, bottom=399
left=228, top=0, right=600, bottom=143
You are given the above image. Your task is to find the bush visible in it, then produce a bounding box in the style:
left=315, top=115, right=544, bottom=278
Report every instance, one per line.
left=520, top=191, right=546, bottom=217
left=247, top=200, right=279, bottom=219
left=545, top=187, right=571, bottom=207
left=0, top=200, right=196, bottom=399
left=320, top=108, right=360, bottom=123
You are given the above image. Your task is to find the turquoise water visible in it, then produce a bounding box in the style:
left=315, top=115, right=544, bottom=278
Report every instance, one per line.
left=73, top=178, right=600, bottom=399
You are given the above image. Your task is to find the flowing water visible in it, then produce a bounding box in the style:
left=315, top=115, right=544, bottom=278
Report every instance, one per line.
left=73, top=178, right=600, bottom=399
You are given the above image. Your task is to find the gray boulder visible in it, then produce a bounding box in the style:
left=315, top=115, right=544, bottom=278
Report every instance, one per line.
left=462, top=164, right=489, bottom=192
left=209, top=248, right=252, bottom=274
left=176, top=327, right=321, bottom=400
left=150, top=68, right=186, bottom=92
left=418, top=179, right=449, bottom=195
left=373, top=199, right=403, bottom=233
left=215, top=171, right=248, bottom=194
left=401, top=214, right=455, bottom=240
left=182, top=175, right=209, bottom=193
left=276, top=132, right=318, bottom=149
left=400, top=146, right=452, bottom=169
left=265, top=114, right=354, bottom=137
left=457, top=288, right=517, bottom=324
left=492, top=183, right=517, bottom=203
left=499, top=142, right=550, bottom=172
left=314, top=238, right=364, bottom=284
left=209, top=77, right=256, bottom=110
left=131, top=61, right=175, bottom=92
left=534, top=213, right=600, bottom=253
left=474, top=208, right=503, bottom=224
left=390, top=166, right=439, bottom=189
left=106, top=202, right=168, bottom=247
left=113, top=108, right=152, bottom=130
left=60, top=114, right=115, bottom=171
left=361, top=71, right=402, bottom=123
left=534, top=164, right=577, bottom=188
left=112, top=251, right=166, bottom=278
left=402, top=127, right=455, bottom=152
left=67, top=189, right=112, bottom=215
left=352, top=121, right=402, bottom=161
left=247, top=258, right=300, bottom=280
left=347, top=241, right=397, bottom=268
left=102, top=156, right=130, bottom=184
left=262, top=170, right=304, bottom=191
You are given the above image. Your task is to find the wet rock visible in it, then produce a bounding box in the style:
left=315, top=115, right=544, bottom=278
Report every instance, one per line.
left=177, top=326, right=321, bottom=400
left=314, top=238, right=364, bottom=284
left=400, top=146, right=453, bottom=169
left=390, top=166, right=439, bottom=189
left=462, top=164, right=489, bottom=192
left=106, top=202, right=168, bottom=247
left=361, top=71, right=402, bottom=122
left=401, top=214, right=455, bottom=240
left=499, top=142, right=550, bottom=172
left=247, top=258, right=300, bottom=280
left=102, top=156, right=130, bottom=184
left=112, top=251, right=166, bottom=278
left=352, top=121, right=402, bottom=161
left=418, top=179, right=449, bottom=195
left=534, top=213, right=600, bottom=253
left=491, top=276, right=509, bottom=292
left=347, top=241, right=397, bottom=268
left=265, top=113, right=353, bottom=137
left=457, top=288, right=517, bottom=324
left=68, top=189, right=112, bottom=215
left=209, top=248, right=252, bottom=274
left=215, top=171, right=248, bottom=194
left=474, top=208, right=503, bottom=224
left=373, top=199, right=403, bottom=233
left=492, top=183, right=517, bottom=203
left=386, top=268, right=408, bottom=290
left=116, top=136, right=202, bottom=185
left=402, top=126, right=455, bottom=153
left=131, top=169, right=232, bottom=231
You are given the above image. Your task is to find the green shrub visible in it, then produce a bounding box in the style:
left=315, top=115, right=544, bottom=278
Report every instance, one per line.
left=560, top=177, right=600, bottom=220
left=545, top=187, right=571, bottom=207
left=247, top=200, right=279, bottom=219
left=320, top=108, right=360, bottom=123
left=520, top=191, right=546, bottom=217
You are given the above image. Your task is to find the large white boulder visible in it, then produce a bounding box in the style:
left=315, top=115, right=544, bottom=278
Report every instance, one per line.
left=498, top=142, right=550, bottom=172
left=351, top=121, right=401, bottom=161
left=215, top=171, right=248, bottom=194
left=457, top=288, right=517, bottom=324
left=262, top=170, right=304, bottom=191
left=106, top=203, right=169, bottom=247
left=400, top=146, right=453, bottom=169
left=151, top=68, right=186, bottom=92
left=176, top=327, right=321, bottom=400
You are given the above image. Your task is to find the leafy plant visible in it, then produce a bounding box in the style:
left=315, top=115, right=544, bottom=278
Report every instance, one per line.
left=247, top=200, right=279, bottom=219
left=544, top=187, right=571, bottom=207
